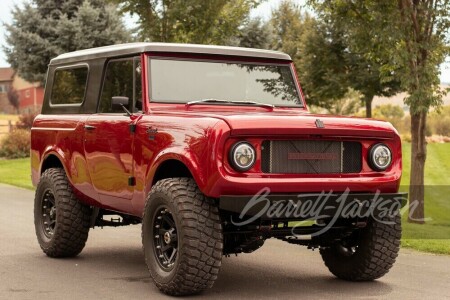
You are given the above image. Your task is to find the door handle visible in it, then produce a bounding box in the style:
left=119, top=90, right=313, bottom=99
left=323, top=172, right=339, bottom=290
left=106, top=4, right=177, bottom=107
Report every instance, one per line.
left=84, top=125, right=96, bottom=131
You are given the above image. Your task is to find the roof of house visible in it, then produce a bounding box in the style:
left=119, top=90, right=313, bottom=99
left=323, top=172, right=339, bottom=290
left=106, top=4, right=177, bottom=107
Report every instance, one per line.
left=0, top=68, right=14, bottom=82
left=51, top=43, right=292, bottom=65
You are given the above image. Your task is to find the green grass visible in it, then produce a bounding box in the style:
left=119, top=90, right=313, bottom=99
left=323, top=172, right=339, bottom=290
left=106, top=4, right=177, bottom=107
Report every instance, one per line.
left=400, top=143, right=450, bottom=255
left=0, top=143, right=449, bottom=254
left=0, top=158, right=33, bottom=190
left=0, top=114, right=19, bottom=121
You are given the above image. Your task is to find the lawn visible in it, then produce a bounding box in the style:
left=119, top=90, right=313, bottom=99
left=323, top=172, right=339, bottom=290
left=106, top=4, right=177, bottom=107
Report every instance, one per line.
left=0, top=158, right=33, bottom=190
left=0, top=114, right=19, bottom=141
left=0, top=114, right=19, bottom=121
left=0, top=143, right=449, bottom=254
left=400, top=143, right=450, bottom=255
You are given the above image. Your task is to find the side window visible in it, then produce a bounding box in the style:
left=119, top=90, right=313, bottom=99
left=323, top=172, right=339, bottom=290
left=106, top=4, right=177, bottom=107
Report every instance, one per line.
left=135, top=57, right=142, bottom=111
left=99, top=57, right=142, bottom=113
left=51, top=66, right=88, bottom=105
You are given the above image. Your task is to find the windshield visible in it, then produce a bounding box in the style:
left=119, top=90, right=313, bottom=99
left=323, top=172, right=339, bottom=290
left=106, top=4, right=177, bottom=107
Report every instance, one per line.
left=149, top=58, right=303, bottom=107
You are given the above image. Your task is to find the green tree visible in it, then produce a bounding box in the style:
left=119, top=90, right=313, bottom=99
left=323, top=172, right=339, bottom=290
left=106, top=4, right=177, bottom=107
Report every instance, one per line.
left=4, top=0, right=130, bottom=83
left=270, top=1, right=306, bottom=61
left=270, top=1, right=340, bottom=108
left=235, top=17, right=273, bottom=49
left=373, top=104, right=405, bottom=121
left=309, top=0, right=450, bottom=223
left=373, top=104, right=406, bottom=131
left=325, top=89, right=363, bottom=116
left=269, top=1, right=401, bottom=113
left=298, top=3, right=402, bottom=117
left=111, top=0, right=261, bottom=44
left=295, top=15, right=350, bottom=108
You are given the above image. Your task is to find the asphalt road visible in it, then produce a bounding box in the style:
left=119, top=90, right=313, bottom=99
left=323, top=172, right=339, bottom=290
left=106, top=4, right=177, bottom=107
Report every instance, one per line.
left=1, top=184, right=450, bottom=300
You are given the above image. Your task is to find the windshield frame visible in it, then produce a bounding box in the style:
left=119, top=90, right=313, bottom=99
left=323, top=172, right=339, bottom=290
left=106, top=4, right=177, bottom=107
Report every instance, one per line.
left=146, top=55, right=305, bottom=108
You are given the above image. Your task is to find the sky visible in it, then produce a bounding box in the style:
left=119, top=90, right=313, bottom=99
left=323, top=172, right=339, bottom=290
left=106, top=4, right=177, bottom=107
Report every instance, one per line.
left=1, top=0, right=449, bottom=83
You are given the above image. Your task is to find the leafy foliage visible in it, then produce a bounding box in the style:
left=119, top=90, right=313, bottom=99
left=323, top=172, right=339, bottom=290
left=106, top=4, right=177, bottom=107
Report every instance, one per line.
left=0, top=129, right=31, bottom=159
left=373, top=104, right=405, bottom=121
left=270, top=2, right=336, bottom=107
left=235, top=17, right=273, bottom=49
left=428, top=106, right=450, bottom=136
left=291, top=1, right=401, bottom=116
left=309, top=0, right=450, bottom=222
left=270, top=1, right=306, bottom=59
left=7, top=87, right=20, bottom=113
left=110, top=0, right=261, bottom=44
left=17, top=110, right=40, bottom=130
left=372, top=104, right=406, bottom=132
left=269, top=1, right=402, bottom=114
left=4, top=0, right=130, bottom=84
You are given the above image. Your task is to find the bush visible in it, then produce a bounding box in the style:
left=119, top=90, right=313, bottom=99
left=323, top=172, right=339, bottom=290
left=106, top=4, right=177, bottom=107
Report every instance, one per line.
left=433, top=116, right=450, bottom=136
left=0, top=129, right=31, bottom=159
left=401, top=133, right=412, bottom=143
left=427, top=106, right=450, bottom=137
left=373, top=104, right=407, bottom=134
left=16, top=110, right=40, bottom=130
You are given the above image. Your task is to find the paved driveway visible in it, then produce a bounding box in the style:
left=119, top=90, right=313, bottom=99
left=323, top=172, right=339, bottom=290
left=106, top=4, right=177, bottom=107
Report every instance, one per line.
left=1, top=184, right=449, bottom=299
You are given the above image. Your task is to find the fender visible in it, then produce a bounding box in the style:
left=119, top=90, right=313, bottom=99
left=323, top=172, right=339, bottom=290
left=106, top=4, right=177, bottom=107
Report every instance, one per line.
left=144, top=148, right=206, bottom=197
left=39, top=148, right=66, bottom=175
left=37, top=148, right=101, bottom=207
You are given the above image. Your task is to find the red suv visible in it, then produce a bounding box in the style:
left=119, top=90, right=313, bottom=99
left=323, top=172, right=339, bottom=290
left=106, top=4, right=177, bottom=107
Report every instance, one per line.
left=32, top=43, right=406, bottom=296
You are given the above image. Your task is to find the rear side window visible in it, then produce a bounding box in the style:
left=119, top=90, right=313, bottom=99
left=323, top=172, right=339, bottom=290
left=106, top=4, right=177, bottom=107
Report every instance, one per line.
left=51, top=66, right=88, bottom=105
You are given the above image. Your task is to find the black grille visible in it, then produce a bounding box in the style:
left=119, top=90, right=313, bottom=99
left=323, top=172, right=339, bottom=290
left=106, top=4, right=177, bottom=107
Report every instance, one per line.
left=261, top=140, right=361, bottom=174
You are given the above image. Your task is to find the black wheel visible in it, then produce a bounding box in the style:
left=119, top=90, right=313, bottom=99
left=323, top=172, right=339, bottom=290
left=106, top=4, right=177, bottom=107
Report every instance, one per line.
left=320, top=214, right=401, bottom=281
left=142, top=178, right=223, bottom=296
left=34, top=168, right=91, bottom=257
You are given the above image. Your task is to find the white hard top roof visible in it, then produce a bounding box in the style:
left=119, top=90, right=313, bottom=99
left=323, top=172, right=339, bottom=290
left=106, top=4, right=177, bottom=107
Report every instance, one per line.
left=51, top=42, right=292, bottom=65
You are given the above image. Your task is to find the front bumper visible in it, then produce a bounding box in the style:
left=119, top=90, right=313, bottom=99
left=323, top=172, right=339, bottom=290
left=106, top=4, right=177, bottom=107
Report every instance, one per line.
left=220, top=192, right=407, bottom=220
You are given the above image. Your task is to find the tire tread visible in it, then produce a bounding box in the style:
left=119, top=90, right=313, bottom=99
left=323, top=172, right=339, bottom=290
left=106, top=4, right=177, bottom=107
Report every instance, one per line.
left=320, top=214, right=401, bottom=281
left=142, top=178, right=223, bottom=296
left=34, top=168, right=91, bottom=257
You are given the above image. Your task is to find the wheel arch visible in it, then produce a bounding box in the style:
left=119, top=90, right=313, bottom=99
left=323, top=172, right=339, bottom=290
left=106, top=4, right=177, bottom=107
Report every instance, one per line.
left=146, top=152, right=207, bottom=196
left=152, top=159, right=194, bottom=186
left=40, top=153, right=65, bottom=175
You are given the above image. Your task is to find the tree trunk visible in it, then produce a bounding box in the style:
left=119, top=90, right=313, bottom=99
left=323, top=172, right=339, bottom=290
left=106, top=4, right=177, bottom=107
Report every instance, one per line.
left=365, top=95, right=373, bottom=118
left=408, top=110, right=427, bottom=224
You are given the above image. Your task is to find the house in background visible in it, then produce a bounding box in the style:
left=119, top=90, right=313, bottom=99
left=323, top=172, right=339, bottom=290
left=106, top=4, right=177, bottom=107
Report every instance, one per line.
left=0, top=67, right=44, bottom=114
left=0, top=68, right=15, bottom=114
left=13, top=73, right=44, bottom=113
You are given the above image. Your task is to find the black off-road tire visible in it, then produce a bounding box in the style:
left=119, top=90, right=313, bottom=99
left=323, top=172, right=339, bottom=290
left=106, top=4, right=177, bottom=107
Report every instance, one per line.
left=34, top=168, right=91, bottom=257
left=142, top=178, right=223, bottom=296
left=320, top=214, right=401, bottom=281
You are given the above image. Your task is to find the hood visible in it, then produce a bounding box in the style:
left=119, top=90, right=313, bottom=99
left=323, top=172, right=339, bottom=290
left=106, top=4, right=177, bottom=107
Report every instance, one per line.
left=151, top=106, right=398, bottom=138
left=219, top=112, right=397, bottom=138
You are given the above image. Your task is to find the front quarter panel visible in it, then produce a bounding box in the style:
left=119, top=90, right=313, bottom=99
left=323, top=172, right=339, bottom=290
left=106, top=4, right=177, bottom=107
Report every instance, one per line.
left=131, top=115, right=227, bottom=214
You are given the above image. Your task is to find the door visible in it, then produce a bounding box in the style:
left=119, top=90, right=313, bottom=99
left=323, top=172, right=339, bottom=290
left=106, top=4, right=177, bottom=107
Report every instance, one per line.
left=84, top=57, right=142, bottom=211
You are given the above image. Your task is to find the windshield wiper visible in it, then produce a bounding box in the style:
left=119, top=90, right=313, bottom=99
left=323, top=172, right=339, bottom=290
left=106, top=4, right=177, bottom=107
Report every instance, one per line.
left=230, top=100, right=274, bottom=109
left=186, top=98, right=274, bottom=109
left=186, top=98, right=230, bottom=106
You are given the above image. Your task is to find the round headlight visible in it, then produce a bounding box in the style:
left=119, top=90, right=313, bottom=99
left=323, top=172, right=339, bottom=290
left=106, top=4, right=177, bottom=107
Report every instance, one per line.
left=229, top=142, right=256, bottom=172
left=369, top=143, right=392, bottom=171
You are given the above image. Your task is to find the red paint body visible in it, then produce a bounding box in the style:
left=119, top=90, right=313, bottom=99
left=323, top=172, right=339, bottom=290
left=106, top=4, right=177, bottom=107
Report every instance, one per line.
left=31, top=53, right=402, bottom=217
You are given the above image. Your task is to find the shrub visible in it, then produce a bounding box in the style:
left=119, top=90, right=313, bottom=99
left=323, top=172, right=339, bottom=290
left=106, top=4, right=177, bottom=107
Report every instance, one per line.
left=401, top=133, right=412, bottom=143
left=427, top=106, right=450, bottom=137
left=0, top=129, right=31, bottom=159
left=433, top=116, right=450, bottom=136
left=373, top=104, right=407, bottom=134
left=16, top=109, right=40, bottom=130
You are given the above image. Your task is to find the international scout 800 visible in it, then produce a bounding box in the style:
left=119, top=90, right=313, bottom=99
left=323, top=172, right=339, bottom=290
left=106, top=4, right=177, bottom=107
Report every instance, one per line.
left=31, top=43, right=405, bottom=296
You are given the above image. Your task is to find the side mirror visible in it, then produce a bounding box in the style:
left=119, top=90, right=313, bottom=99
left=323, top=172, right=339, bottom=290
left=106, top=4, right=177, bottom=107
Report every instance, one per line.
left=111, top=96, right=129, bottom=110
